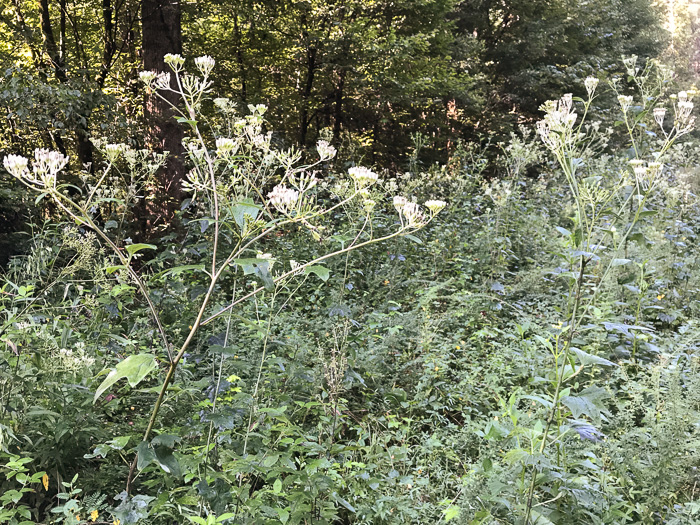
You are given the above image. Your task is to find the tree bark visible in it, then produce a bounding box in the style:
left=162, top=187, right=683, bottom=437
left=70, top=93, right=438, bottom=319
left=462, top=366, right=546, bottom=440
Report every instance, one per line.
left=140, top=0, right=185, bottom=234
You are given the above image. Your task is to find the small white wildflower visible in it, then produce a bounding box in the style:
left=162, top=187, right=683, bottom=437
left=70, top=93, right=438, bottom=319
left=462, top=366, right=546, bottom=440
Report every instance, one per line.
left=33, top=149, right=68, bottom=187
left=618, top=95, right=633, bottom=113
left=349, top=166, right=379, bottom=187
left=402, top=201, right=426, bottom=228
left=678, top=91, right=688, bottom=104
left=653, top=107, right=666, bottom=127
left=363, top=199, right=377, bottom=213
left=216, top=137, right=237, bottom=157
left=267, top=184, right=299, bottom=214
left=316, top=140, right=337, bottom=161
left=633, top=166, right=647, bottom=180
left=424, top=199, right=447, bottom=214
left=584, top=76, right=599, bottom=97
left=154, top=72, right=171, bottom=90
left=3, top=154, right=29, bottom=178
left=163, top=53, right=185, bottom=70
left=103, top=143, right=125, bottom=163
left=139, top=70, right=157, bottom=86
left=393, top=195, right=408, bottom=213
left=186, top=142, right=206, bottom=160
left=647, top=162, right=663, bottom=177
left=677, top=100, right=694, bottom=124
left=629, top=159, right=645, bottom=167
left=194, top=55, right=215, bottom=76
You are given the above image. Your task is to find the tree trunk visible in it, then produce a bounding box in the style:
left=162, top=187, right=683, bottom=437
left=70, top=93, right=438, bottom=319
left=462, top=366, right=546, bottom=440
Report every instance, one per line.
left=140, top=0, right=185, bottom=234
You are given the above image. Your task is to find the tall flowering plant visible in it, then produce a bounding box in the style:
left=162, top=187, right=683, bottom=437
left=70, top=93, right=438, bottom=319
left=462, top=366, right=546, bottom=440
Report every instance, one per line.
left=3, top=54, right=447, bottom=494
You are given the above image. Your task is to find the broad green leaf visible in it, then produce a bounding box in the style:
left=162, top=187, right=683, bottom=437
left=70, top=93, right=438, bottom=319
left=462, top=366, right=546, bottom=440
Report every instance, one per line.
left=571, top=348, right=616, bottom=367
left=443, top=505, right=460, bottom=522
left=93, top=354, right=158, bottom=402
left=403, top=233, right=423, bottom=244
left=273, top=478, right=282, bottom=494
left=611, top=258, right=631, bottom=267
left=104, top=265, right=127, bottom=274
left=125, top=243, right=157, bottom=256
left=304, top=265, right=330, bottom=281
left=232, top=200, right=261, bottom=231
left=331, top=492, right=356, bottom=513
left=159, top=265, right=206, bottom=278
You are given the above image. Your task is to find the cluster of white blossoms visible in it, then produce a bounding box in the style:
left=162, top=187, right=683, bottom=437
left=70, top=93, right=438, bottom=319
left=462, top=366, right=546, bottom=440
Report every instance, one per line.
left=536, top=93, right=578, bottom=151
left=348, top=166, right=379, bottom=187
left=103, top=143, right=126, bottom=163
left=629, top=158, right=663, bottom=187
left=267, top=184, right=299, bottom=214
left=654, top=90, right=697, bottom=136
left=618, top=95, right=633, bottom=114
left=584, top=76, right=599, bottom=98
left=194, top=55, right=215, bottom=76
left=425, top=199, right=447, bottom=214
left=316, top=140, right=337, bottom=161
left=215, top=137, right=238, bottom=158
left=4, top=149, right=69, bottom=188
left=139, top=69, right=177, bottom=91
left=163, top=53, right=185, bottom=71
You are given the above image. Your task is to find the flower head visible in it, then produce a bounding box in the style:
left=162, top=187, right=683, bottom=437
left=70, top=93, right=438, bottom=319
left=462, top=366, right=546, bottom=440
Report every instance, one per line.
left=103, top=143, right=125, bottom=163
left=584, top=76, right=599, bottom=97
left=138, top=70, right=157, bottom=87
left=3, top=154, right=28, bottom=178
left=424, top=199, right=447, bottom=214
left=401, top=201, right=426, bottom=228
left=33, top=148, right=68, bottom=187
left=216, top=137, right=237, bottom=157
left=316, top=140, right=337, bottom=161
left=267, top=184, right=299, bottom=214
left=349, top=166, right=379, bottom=187
left=393, top=195, right=408, bottom=213
left=163, top=53, right=185, bottom=70
left=194, top=55, right=215, bottom=76
left=618, top=95, right=633, bottom=113
left=653, top=107, right=666, bottom=127
left=155, top=72, right=171, bottom=90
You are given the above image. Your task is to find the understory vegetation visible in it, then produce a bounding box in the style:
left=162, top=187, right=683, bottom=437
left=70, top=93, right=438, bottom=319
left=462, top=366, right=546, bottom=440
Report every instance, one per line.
left=1, top=50, right=700, bottom=525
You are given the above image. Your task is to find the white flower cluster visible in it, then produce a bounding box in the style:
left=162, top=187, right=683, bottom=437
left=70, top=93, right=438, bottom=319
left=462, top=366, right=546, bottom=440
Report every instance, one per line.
left=424, top=200, right=447, bottom=214
left=674, top=90, right=695, bottom=132
left=4, top=149, right=69, bottom=188
left=392, top=196, right=424, bottom=227
left=216, top=137, right=238, bottom=157
left=617, top=95, right=633, bottom=114
left=103, top=143, right=126, bottom=163
left=584, top=76, right=599, bottom=98
left=194, top=55, right=215, bottom=76
left=316, top=140, right=337, bottom=161
left=349, top=166, right=379, bottom=187
left=267, top=184, right=299, bottom=214
left=653, top=107, right=666, bottom=127
left=629, top=159, right=663, bottom=187
left=536, top=93, right=578, bottom=150
left=163, top=53, right=185, bottom=71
